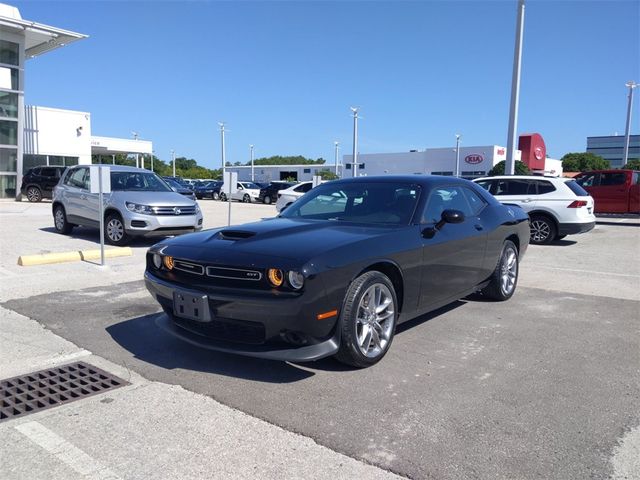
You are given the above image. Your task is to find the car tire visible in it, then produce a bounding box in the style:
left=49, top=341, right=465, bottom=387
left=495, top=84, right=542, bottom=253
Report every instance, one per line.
left=26, top=186, right=42, bottom=203
left=53, top=205, right=73, bottom=234
left=263, top=195, right=272, bottom=205
left=243, top=194, right=251, bottom=203
left=334, top=271, right=398, bottom=368
left=529, top=214, right=556, bottom=245
left=105, top=213, right=130, bottom=246
left=481, top=240, right=519, bottom=301
left=220, top=193, right=227, bottom=202
left=212, top=192, right=220, bottom=200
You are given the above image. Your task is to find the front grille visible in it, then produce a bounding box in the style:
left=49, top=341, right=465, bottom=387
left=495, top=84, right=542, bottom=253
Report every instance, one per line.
left=152, top=206, right=197, bottom=216
left=131, top=220, right=147, bottom=228
left=173, top=316, right=266, bottom=345
left=0, top=362, right=128, bottom=422
left=174, top=260, right=205, bottom=275
left=207, top=266, right=262, bottom=281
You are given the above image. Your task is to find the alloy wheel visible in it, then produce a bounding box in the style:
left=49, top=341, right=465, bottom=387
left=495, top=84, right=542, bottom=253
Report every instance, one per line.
left=107, top=218, right=124, bottom=242
left=500, top=247, right=518, bottom=296
left=27, top=187, right=41, bottom=202
left=355, top=283, right=395, bottom=358
left=530, top=219, right=551, bottom=243
left=54, top=209, right=65, bottom=230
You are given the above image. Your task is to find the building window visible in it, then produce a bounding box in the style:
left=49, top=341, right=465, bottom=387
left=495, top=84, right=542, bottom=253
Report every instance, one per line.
left=0, top=148, right=17, bottom=172
left=303, top=168, right=311, bottom=173
left=0, top=174, right=16, bottom=198
left=0, top=67, right=19, bottom=91
left=430, top=171, right=453, bottom=176
left=346, top=164, right=352, bottom=170
left=0, top=40, right=19, bottom=66
left=64, top=156, right=79, bottom=166
left=0, top=120, right=18, bottom=145
left=0, top=91, right=18, bottom=118
left=23, top=154, right=47, bottom=171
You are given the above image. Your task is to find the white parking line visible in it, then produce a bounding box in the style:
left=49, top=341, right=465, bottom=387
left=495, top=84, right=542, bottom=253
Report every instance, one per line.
left=532, top=264, right=640, bottom=278
left=15, top=421, right=122, bottom=480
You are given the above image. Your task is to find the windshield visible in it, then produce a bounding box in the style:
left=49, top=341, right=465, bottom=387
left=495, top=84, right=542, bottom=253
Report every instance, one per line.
left=281, top=182, right=421, bottom=225
left=241, top=182, right=260, bottom=190
left=111, top=172, right=173, bottom=192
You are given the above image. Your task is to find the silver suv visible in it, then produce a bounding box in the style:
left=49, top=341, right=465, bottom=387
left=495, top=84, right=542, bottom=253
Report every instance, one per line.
left=52, top=165, right=203, bottom=245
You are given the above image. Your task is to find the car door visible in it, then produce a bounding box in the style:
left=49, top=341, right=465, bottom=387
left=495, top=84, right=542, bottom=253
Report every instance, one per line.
left=232, top=182, right=244, bottom=201
left=418, top=185, right=488, bottom=309
left=61, top=167, right=88, bottom=219
left=596, top=172, right=628, bottom=213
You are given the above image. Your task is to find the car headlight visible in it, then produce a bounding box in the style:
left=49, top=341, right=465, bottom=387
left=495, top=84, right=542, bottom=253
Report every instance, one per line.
left=288, top=271, right=304, bottom=290
left=152, top=253, right=162, bottom=269
left=195, top=203, right=200, bottom=214
left=267, top=268, right=284, bottom=287
left=126, top=202, right=154, bottom=215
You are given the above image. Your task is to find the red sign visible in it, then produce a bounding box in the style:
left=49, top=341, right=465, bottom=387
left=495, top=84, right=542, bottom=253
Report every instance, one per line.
left=497, top=148, right=505, bottom=155
left=465, top=154, right=484, bottom=164
left=534, top=146, right=544, bottom=161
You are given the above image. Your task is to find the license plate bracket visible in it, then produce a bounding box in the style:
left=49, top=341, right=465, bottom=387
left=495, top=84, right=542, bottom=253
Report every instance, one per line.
left=173, top=290, right=211, bottom=322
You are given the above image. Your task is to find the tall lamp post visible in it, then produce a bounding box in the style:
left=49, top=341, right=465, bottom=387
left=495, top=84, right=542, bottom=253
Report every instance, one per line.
left=250, top=144, right=255, bottom=182
left=132, top=131, right=139, bottom=168
left=455, top=134, right=461, bottom=177
left=505, top=0, right=526, bottom=175
left=623, top=81, right=638, bottom=167
left=219, top=122, right=227, bottom=178
left=350, top=107, right=360, bottom=178
left=171, top=149, right=176, bottom=177
left=334, top=141, right=340, bottom=176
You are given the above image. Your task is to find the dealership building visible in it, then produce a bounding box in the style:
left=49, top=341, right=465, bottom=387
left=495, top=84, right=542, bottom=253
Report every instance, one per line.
left=0, top=3, right=152, bottom=199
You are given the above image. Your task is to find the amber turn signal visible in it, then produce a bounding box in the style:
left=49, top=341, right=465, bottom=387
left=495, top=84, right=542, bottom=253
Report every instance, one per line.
left=267, top=268, right=284, bottom=287
left=317, top=310, right=338, bottom=321
left=163, top=255, right=174, bottom=270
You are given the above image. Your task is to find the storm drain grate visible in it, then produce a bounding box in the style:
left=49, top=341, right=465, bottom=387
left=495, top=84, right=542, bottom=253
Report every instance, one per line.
left=0, top=361, right=129, bottom=422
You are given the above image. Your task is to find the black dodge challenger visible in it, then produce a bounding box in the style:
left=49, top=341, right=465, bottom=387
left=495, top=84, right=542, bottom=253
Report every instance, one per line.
left=145, top=175, right=529, bottom=367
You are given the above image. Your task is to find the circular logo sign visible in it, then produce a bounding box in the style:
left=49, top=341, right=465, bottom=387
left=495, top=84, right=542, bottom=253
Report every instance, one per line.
left=465, top=154, right=484, bottom=164
left=534, top=146, right=544, bottom=161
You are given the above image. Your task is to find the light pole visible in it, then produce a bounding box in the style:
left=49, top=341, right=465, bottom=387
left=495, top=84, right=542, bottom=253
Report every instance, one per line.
left=250, top=144, right=255, bottom=182
left=171, top=149, right=176, bottom=177
left=623, top=81, right=638, bottom=167
left=334, top=141, right=340, bottom=176
left=219, top=122, right=227, bottom=177
left=132, top=131, right=140, bottom=168
left=505, top=0, right=526, bottom=175
left=151, top=150, right=154, bottom=172
left=455, top=134, right=461, bottom=177
left=350, top=107, right=360, bottom=178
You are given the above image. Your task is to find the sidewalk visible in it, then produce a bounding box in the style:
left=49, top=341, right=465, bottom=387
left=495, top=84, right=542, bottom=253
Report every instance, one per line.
left=0, top=307, right=401, bottom=479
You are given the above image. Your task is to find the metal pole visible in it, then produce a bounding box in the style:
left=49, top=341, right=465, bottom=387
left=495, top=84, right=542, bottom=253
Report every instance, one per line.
left=111, top=154, right=115, bottom=165
left=151, top=152, right=154, bottom=172
left=98, top=165, right=105, bottom=266
left=219, top=122, right=226, bottom=177
left=171, top=149, right=176, bottom=177
left=505, top=0, right=525, bottom=176
left=455, top=134, right=461, bottom=177
left=351, top=107, right=359, bottom=178
left=250, top=144, right=254, bottom=182
left=334, top=141, right=340, bottom=176
left=623, top=81, right=637, bottom=167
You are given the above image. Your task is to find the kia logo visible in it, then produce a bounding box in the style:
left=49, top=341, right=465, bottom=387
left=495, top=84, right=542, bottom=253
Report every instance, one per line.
left=497, top=148, right=505, bottom=155
left=465, top=154, right=484, bottom=164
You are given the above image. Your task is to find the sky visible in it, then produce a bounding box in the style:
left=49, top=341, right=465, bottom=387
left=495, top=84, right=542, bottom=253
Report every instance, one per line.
left=13, top=0, right=640, bottom=169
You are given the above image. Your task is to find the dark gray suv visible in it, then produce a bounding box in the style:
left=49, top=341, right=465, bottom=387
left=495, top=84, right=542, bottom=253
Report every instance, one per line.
left=52, top=165, right=203, bottom=245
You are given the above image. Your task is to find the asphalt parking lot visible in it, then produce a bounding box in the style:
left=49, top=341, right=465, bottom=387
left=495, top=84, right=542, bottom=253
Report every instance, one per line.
left=1, top=199, right=639, bottom=479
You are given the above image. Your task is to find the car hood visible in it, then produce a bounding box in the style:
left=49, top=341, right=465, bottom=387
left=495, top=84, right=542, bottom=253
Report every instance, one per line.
left=156, top=217, right=400, bottom=264
left=111, top=191, right=196, bottom=206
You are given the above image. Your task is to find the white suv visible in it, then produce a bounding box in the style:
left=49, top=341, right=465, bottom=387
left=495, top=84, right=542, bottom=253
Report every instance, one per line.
left=275, top=181, right=314, bottom=212
left=473, top=176, right=596, bottom=245
left=220, top=181, right=261, bottom=203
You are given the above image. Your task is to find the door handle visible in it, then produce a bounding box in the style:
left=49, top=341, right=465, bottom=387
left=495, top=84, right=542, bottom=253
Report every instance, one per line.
left=474, top=224, right=484, bottom=231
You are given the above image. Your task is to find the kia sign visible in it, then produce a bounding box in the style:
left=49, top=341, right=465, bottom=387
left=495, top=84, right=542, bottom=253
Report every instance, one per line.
left=464, top=154, right=484, bottom=165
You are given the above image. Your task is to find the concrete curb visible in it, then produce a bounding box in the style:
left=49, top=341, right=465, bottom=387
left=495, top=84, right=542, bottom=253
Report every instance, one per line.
left=17, top=247, right=133, bottom=266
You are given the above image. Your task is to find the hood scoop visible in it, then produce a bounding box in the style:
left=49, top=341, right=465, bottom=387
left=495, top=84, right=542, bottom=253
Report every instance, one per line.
left=216, top=230, right=257, bottom=241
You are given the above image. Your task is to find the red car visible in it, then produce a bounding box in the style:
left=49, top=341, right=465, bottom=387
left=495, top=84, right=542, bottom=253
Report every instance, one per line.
left=574, top=170, right=640, bottom=214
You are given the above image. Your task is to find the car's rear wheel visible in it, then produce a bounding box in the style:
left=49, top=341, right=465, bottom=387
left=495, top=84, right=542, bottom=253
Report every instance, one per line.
left=53, top=205, right=73, bottom=234
left=26, top=186, right=42, bottom=202
left=220, top=193, right=227, bottom=201
left=481, top=240, right=519, bottom=301
left=263, top=195, right=272, bottom=205
left=212, top=192, right=220, bottom=200
left=529, top=214, right=556, bottom=245
left=335, top=271, right=398, bottom=368
left=243, top=194, right=251, bottom=203
left=105, top=213, right=130, bottom=246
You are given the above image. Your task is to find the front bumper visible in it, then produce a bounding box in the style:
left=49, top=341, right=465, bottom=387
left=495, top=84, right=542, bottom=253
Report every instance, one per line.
left=144, top=271, right=340, bottom=362
left=125, top=213, right=204, bottom=237
left=558, top=221, right=596, bottom=236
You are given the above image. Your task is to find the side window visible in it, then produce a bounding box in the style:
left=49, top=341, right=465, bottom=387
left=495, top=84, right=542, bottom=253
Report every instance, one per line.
left=461, top=187, right=487, bottom=215
left=535, top=180, right=556, bottom=194
left=422, top=186, right=472, bottom=223
left=294, top=183, right=312, bottom=193
left=633, top=173, right=640, bottom=185
left=577, top=173, right=599, bottom=187
left=31, top=168, right=41, bottom=176
left=40, top=168, right=57, bottom=178
left=67, top=168, right=87, bottom=189
left=600, top=173, right=626, bottom=186
left=475, top=180, right=494, bottom=193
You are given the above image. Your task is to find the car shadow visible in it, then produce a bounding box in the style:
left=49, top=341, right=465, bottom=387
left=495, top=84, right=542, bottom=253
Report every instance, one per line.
left=548, top=239, right=578, bottom=246
left=106, top=312, right=315, bottom=383
left=39, top=227, right=161, bottom=248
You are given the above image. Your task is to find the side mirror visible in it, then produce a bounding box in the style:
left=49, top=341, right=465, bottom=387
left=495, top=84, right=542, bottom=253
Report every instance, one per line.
left=422, top=209, right=465, bottom=239
left=171, top=187, right=178, bottom=192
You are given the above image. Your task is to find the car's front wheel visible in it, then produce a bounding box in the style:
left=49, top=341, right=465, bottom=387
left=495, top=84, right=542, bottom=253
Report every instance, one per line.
left=242, top=194, right=251, bottom=203
left=220, top=193, right=227, bottom=202
left=529, top=214, right=556, bottom=245
left=335, top=271, right=398, bottom=368
left=263, top=195, right=272, bottom=205
left=53, top=205, right=73, bottom=234
left=212, top=192, right=220, bottom=200
left=26, top=186, right=42, bottom=202
left=481, top=240, right=519, bottom=301
left=105, top=213, right=130, bottom=246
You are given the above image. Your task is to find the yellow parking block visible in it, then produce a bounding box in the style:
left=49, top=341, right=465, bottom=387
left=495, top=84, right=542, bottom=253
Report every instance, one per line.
left=18, top=247, right=133, bottom=266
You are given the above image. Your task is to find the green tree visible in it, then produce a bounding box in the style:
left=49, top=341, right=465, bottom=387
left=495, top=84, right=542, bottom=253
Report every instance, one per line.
left=622, top=159, right=640, bottom=170
left=250, top=155, right=326, bottom=166
left=317, top=169, right=339, bottom=180
left=488, top=160, right=531, bottom=176
left=560, top=152, right=609, bottom=172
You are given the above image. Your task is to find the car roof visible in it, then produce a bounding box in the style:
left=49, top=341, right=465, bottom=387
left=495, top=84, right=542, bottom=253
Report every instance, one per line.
left=473, top=175, right=566, bottom=182
left=332, top=175, right=473, bottom=187
left=70, top=164, right=154, bottom=173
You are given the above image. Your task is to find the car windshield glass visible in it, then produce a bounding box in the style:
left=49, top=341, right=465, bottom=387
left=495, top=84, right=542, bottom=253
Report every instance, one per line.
left=242, top=182, right=260, bottom=189
left=281, top=182, right=421, bottom=225
left=111, top=172, right=172, bottom=192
